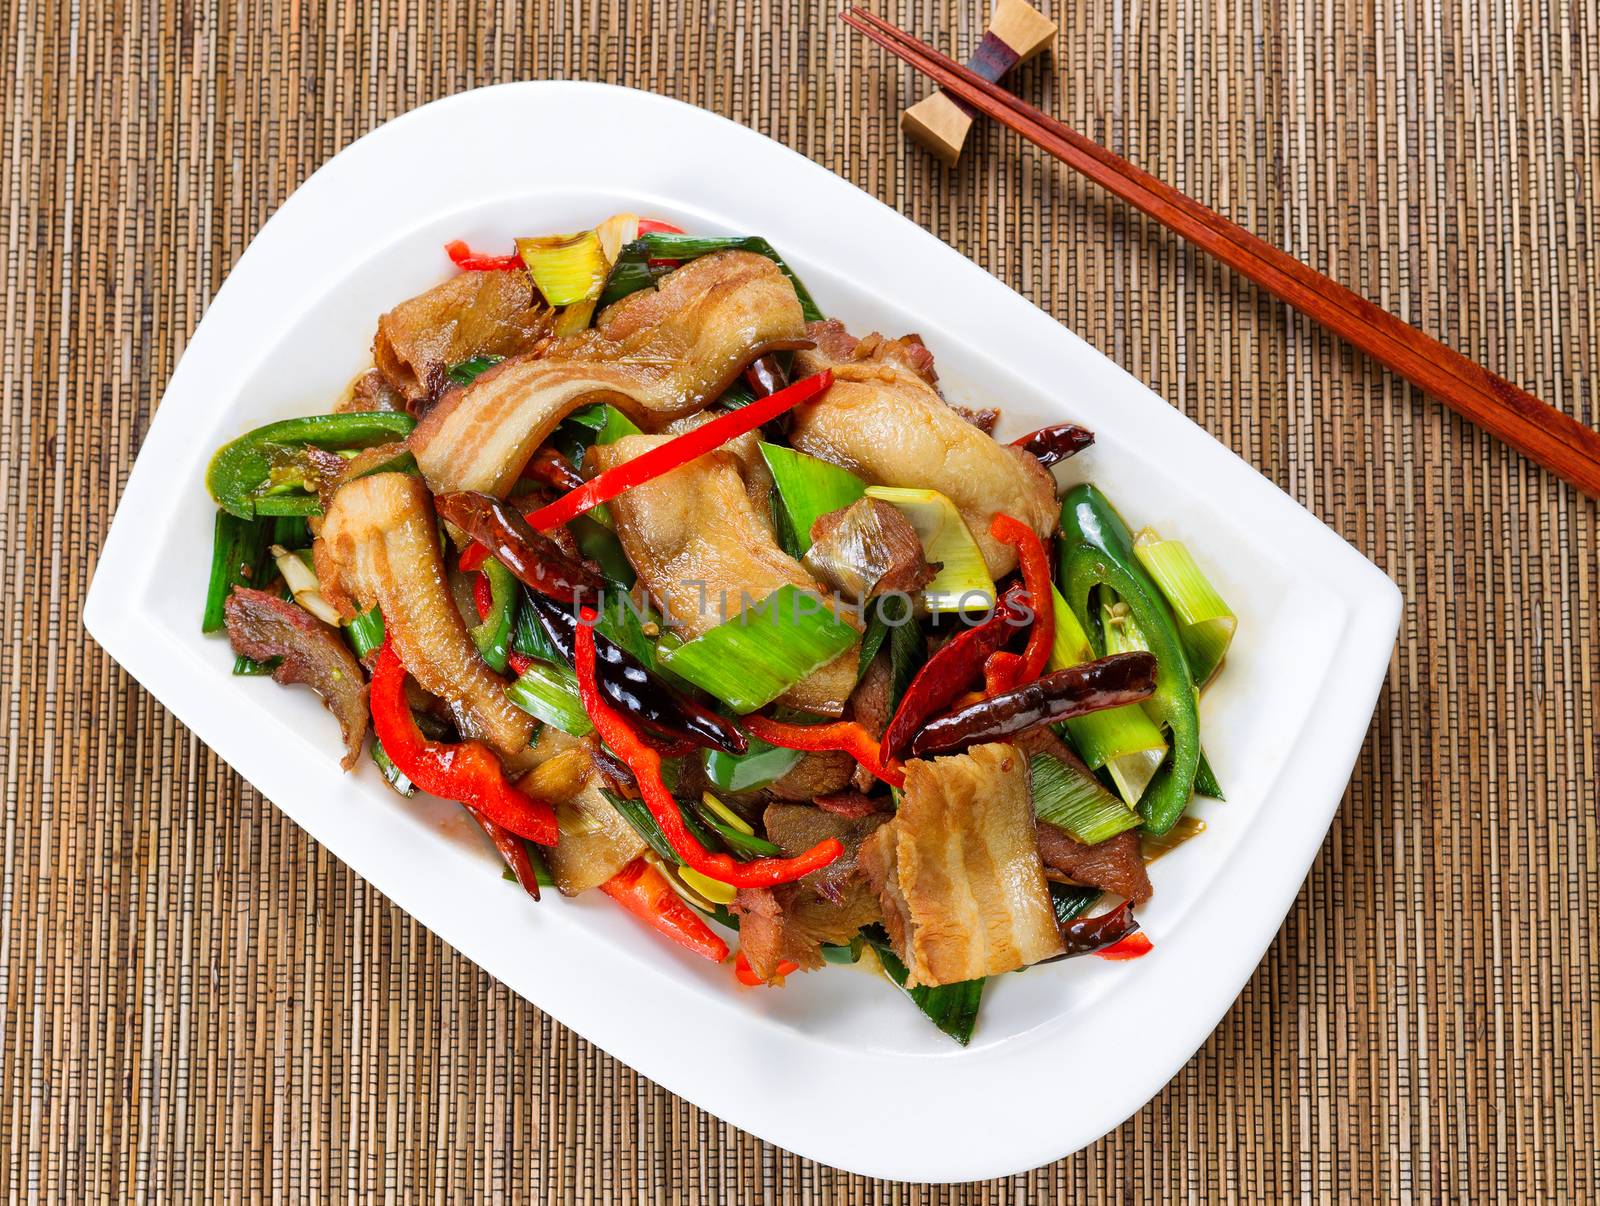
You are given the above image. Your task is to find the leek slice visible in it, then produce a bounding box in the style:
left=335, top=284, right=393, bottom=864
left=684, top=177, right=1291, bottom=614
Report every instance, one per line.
left=1047, top=585, right=1168, bottom=804
left=516, top=230, right=609, bottom=306
left=863, top=486, right=993, bottom=613
left=678, top=866, right=737, bottom=906
left=599, top=233, right=825, bottom=321
left=345, top=606, right=385, bottom=659
left=1049, top=882, right=1102, bottom=925
left=1029, top=753, right=1142, bottom=845
left=594, top=213, right=641, bottom=262
left=657, top=584, right=858, bottom=713
left=505, top=661, right=593, bottom=736
left=1142, top=815, right=1207, bottom=863
left=1133, top=529, right=1236, bottom=688
left=445, top=354, right=503, bottom=386
left=758, top=443, right=866, bottom=555
left=271, top=545, right=342, bottom=626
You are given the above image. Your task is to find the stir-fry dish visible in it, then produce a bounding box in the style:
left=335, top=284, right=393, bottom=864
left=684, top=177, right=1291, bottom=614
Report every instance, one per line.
left=202, top=217, right=1237, bottom=1043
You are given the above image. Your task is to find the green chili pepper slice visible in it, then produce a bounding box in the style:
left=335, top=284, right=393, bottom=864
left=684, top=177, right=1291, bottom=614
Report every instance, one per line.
left=469, top=557, right=519, bottom=675
left=1059, top=484, right=1200, bottom=836
left=206, top=412, right=417, bottom=519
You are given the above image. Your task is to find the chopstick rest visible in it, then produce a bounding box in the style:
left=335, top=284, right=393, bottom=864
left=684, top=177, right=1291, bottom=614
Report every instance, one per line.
left=900, top=0, right=1057, bottom=166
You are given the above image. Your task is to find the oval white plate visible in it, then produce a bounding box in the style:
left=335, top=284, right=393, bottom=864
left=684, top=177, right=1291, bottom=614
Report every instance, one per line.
left=84, top=82, right=1400, bottom=1181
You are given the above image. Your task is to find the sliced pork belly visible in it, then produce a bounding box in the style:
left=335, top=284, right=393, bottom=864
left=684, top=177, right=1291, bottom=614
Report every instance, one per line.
left=789, top=321, right=1057, bottom=578
left=317, top=472, right=534, bottom=758
left=860, top=742, right=1063, bottom=987
left=374, top=268, right=551, bottom=408
left=589, top=434, right=858, bottom=716
left=410, top=252, right=807, bottom=497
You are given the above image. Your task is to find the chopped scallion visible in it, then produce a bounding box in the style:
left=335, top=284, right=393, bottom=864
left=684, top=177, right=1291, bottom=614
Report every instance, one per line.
left=1029, top=753, right=1142, bottom=845
left=1133, top=529, right=1236, bottom=688
left=864, top=486, right=993, bottom=613
left=505, top=661, right=593, bottom=735
left=516, top=230, right=609, bottom=306
left=759, top=443, right=867, bottom=555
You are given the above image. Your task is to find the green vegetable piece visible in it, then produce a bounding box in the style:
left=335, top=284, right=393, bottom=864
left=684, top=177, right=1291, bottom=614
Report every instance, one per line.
left=687, top=796, right=783, bottom=858
left=445, top=354, right=504, bottom=386
left=1029, top=752, right=1143, bottom=846
left=505, top=661, right=593, bottom=736
left=1194, top=750, right=1225, bottom=800
left=345, top=606, right=385, bottom=660
left=702, top=734, right=804, bottom=793
left=1059, top=484, right=1201, bottom=836
left=372, top=738, right=418, bottom=798
left=1049, top=882, right=1102, bottom=926
left=206, top=412, right=416, bottom=519
left=658, top=584, right=859, bottom=713
left=1133, top=528, right=1237, bottom=688
left=758, top=443, right=867, bottom=555
left=469, top=557, right=518, bottom=674
left=202, top=510, right=272, bottom=633
left=864, top=927, right=984, bottom=1046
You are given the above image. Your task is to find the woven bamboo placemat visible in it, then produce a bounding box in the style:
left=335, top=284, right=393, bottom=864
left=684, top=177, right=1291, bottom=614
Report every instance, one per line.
left=4, top=0, right=1596, bottom=1197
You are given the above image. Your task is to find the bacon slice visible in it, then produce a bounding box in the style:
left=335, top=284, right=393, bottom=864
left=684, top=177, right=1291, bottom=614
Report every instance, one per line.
left=589, top=434, right=858, bottom=715
left=223, top=587, right=369, bottom=770
left=789, top=321, right=1057, bottom=578
left=374, top=269, right=551, bottom=408
left=860, top=742, right=1063, bottom=986
left=316, top=472, right=534, bottom=757
left=409, top=252, right=808, bottom=498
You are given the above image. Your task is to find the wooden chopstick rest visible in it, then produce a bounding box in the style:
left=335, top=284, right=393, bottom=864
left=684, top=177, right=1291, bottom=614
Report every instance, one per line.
left=900, top=0, right=1058, bottom=165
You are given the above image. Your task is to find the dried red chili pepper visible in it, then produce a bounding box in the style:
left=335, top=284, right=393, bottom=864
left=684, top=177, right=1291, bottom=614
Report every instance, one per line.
left=910, top=652, right=1158, bottom=757
left=879, top=583, right=1029, bottom=760
left=1060, top=901, right=1140, bottom=957
left=573, top=612, right=841, bottom=888
left=523, top=446, right=587, bottom=493
left=370, top=639, right=557, bottom=844
left=437, top=491, right=606, bottom=605
left=1010, top=422, right=1094, bottom=468
left=742, top=714, right=905, bottom=789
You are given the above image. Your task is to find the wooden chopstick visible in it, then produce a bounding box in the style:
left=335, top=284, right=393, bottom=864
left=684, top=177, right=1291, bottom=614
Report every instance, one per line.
left=841, top=7, right=1600, bottom=499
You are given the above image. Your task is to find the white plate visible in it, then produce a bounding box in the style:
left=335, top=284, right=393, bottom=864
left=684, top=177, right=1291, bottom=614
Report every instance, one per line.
left=84, top=81, right=1400, bottom=1181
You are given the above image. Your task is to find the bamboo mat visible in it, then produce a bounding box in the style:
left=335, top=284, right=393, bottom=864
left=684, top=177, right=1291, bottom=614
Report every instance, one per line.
left=3, top=0, right=1596, bottom=1197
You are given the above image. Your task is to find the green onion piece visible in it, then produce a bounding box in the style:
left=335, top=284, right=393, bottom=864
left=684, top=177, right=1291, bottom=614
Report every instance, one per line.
left=372, top=738, right=418, bottom=797
left=1046, top=585, right=1167, bottom=803
left=510, top=589, right=563, bottom=665
left=864, top=927, right=984, bottom=1046
left=231, top=654, right=278, bottom=676
left=1029, top=752, right=1142, bottom=845
left=445, top=354, right=504, bottom=386
left=271, top=545, right=342, bottom=626
left=345, top=607, right=385, bottom=659
left=1049, top=882, right=1102, bottom=925
left=702, top=733, right=804, bottom=792
left=1195, top=750, right=1225, bottom=800
left=687, top=796, right=782, bottom=858
left=758, top=443, right=867, bottom=555
left=202, top=510, right=271, bottom=633
left=657, top=584, right=858, bottom=713
left=1133, top=528, right=1236, bottom=688
left=271, top=515, right=313, bottom=551
left=598, top=233, right=824, bottom=321
left=602, top=790, right=700, bottom=866
left=506, top=661, right=593, bottom=736
left=864, top=486, right=993, bottom=613
left=468, top=557, right=518, bottom=674
left=516, top=231, right=609, bottom=307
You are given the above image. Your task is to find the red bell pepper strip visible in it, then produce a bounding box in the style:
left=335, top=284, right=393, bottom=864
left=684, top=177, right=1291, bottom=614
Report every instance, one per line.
left=369, top=638, right=558, bottom=844
left=599, top=857, right=729, bottom=963
left=525, top=370, right=833, bottom=532
left=879, top=583, right=1029, bottom=759
left=461, top=371, right=834, bottom=571
left=635, top=218, right=686, bottom=235
left=987, top=512, right=1054, bottom=690
left=574, top=612, right=843, bottom=887
left=734, top=950, right=799, bottom=986
left=1095, top=931, right=1154, bottom=961
left=444, top=239, right=523, bottom=271
left=742, top=714, right=906, bottom=789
